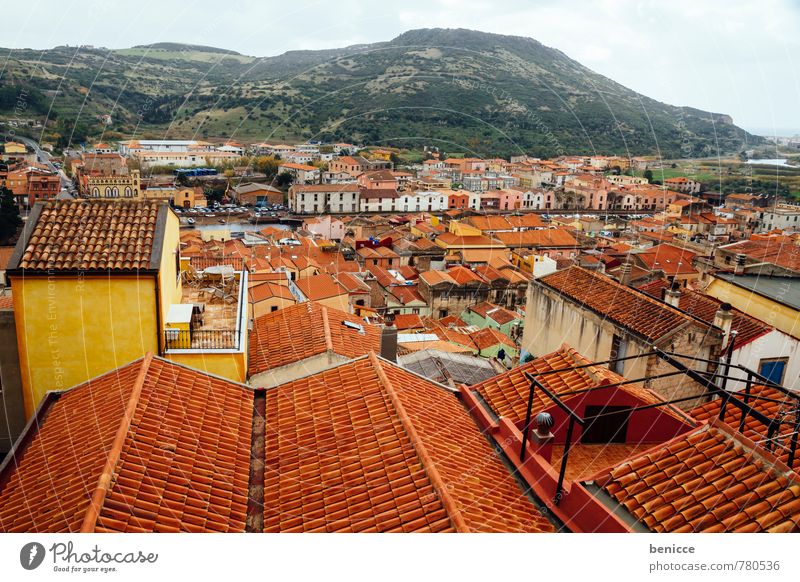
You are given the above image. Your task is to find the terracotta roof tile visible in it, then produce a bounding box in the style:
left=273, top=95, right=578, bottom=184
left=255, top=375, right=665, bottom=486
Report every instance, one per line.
left=16, top=200, right=162, bottom=271
left=248, top=302, right=380, bottom=375
left=596, top=422, right=800, bottom=532
left=293, top=273, right=347, bottom=301
left=539, top=267, right=707, bottom=341
left=494, top=228, right=579, bottom=248
left=393, top=313, right=425, bottom=330
left=638, top=280, right=772, bottom=348
left=0, top=356, right=253, bottom=532
left=263, top=355, right=553, bottom=532
left=470, top=327, right=516, bottom=352
left=472, top=347, right=672, bottom=424
left=691, top=386, right=800, bottom=468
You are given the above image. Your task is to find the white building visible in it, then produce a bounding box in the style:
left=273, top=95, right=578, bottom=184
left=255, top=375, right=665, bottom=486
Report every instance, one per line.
left=119, top=140, right=215, bottom=156
left=359, top=190, right=399, bottom=213
left=397, top=191, right=448, bottom=213
left=756, top=204, right=800, bottom=233
left=289, top=184, right=359, bottom=214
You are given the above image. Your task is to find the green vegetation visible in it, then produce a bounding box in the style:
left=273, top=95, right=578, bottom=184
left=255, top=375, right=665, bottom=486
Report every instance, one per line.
left=0, top=186, right=22, bottom=244
left=0, top=29, right=759, bottom=157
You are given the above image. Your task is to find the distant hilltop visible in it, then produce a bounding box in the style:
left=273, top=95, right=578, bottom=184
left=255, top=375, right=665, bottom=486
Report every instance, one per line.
left=0, top=28, right=759, bottom=157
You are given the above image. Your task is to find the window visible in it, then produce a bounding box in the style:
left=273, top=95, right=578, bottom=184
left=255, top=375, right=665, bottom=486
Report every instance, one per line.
left=271, top=306, right=278, bottom=313
left=582, top=405, right=631, bottom=444
left=759, top=358, right=788, bottom=385
left=609, top=334, right=628, bottom=375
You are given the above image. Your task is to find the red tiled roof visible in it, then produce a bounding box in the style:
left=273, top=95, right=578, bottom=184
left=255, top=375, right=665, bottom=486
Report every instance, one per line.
left=691, top=386, right=800, bottom=467
left=0, top=295, right=12, bottom=310
left=248, top=302, right=380, bottom=375
left=467, top=301, right=520, bottom=325
left=635, top=243, right=698, bottom=276
left=447, top=265, right=486, bottom=285
left=393, top=313, right=425, bottom=330
left=435, top=232, right=503, bottom=248
left=14, top=200, right=163, bottom=271
left=539, top=267, right=707, bottom=341
left=494, top=228, right=579, bottom=248
left=389, top=285, right=425, bottom=305
left=293, top=273, right=347, bottom=301
left=470, top=327, right=515, bottom=352
left=263, top=354, right=554, bottom=532
left=0, top=355, right=253, bottom=532
left=248, top=281, right=295, bottom=303
left=638, top=280, right=772, bottom=348
left=472, top=347, right=671, bottom=424
left=720, top=239, right=800, bottom=272
left=419, top=270, right=457, bottom=287
left=595, top=421, right=800, bottom=532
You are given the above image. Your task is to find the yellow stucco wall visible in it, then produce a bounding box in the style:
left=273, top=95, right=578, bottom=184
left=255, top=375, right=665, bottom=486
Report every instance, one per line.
left=13, top=275, right=159, bottom=417
left=706, top=278, right=800, bottom=339
left=165, top=351, right=247, bottom=384
left=317, top=295, right=351, bottom=313
left=158, top=210, right=183, bottom=351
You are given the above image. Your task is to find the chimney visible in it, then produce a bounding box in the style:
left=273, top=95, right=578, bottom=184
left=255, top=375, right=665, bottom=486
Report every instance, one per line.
left=713, top=302, right=734, bottom=349
left=528, top=412, right=555, bottom=463
left=663, top=280, right=681, bottom=309
left=734, top=253, right=746, bottom=275
left=380, top=313, right=398, bottom=362
left=618, top=257, right=632, bottom=286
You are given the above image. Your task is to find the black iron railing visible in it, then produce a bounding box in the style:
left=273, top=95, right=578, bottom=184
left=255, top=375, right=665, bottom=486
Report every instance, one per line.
left=164, top=328, right=240, bottom=350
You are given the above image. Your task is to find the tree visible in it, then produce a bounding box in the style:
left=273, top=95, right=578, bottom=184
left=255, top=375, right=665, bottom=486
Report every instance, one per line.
left=0, top=186, right=22, bottom=243
left=275, top=171, right=294, bottom=188
left=643, top=169, right=654, bottom=182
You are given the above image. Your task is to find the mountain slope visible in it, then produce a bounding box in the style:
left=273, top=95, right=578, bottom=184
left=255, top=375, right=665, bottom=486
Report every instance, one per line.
left=0, top=29, right=759, bottom=157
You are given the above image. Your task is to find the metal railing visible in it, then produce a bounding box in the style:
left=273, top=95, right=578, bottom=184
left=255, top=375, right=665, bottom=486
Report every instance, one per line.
left=164, top=328, right=241, bottom=351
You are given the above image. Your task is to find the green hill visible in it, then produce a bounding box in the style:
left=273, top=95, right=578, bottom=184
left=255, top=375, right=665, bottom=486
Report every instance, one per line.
left=0, top=28, right=760, bottom=157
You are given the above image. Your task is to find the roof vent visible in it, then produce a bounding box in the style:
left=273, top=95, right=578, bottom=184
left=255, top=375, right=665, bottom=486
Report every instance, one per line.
left=342, top=320, right=364, bottom=334
left=535, top=412, right=554, bottom=435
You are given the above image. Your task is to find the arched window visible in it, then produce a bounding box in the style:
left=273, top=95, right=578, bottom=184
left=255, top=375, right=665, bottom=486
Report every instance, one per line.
left=112, top=187, right=119, bottom=197
left=124, top=187, right=132, bottom=197
left=92, top=187, right=99, bottom=197
left=104, top=187, right=111, bottom=197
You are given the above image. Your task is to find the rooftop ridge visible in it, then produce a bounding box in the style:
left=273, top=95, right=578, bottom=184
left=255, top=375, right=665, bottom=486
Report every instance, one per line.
left=320, top=305, right=334, bottom=353
left=79, top=352, right=154, bottom=532
left=368, top=352, right=470, bottom=532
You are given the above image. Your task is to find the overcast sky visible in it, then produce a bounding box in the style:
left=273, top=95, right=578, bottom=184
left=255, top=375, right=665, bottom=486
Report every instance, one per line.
left=6, top=0, right=800, bottom=135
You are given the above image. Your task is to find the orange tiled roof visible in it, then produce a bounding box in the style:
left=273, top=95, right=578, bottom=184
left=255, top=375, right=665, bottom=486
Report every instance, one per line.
left=720, top=238, right=800, bottom=272
left=393, top=313, right=424, bottom=330
left=595, top=421, right=800, bottom=532
left=470, top=327, right=515, bottom=351
left=0, top=355, right=253, bottom=532
left=539, top=267, right=707, bottom=341
left=494, top=228, right=579, bottom=248
left=638, top=279, right=772, bottom=348
left=13, top=200, right=163, bottom=272
left=691, top=386, right=800, bottom=468
left=472, top=347, right=669, bottom=423
left=263, top=354, right=554, bottom=532
left=293, top=273, right=347, bottom=301
left=635, top=243, right=698, bottom=276
left=248, top=302, right=380, bottom=375
left=248, top=281, right=295, bottom=303
left=0, top=295, right=12, bottom=310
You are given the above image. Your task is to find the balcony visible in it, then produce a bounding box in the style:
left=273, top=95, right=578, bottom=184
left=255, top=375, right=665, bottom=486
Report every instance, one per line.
left=163, top=264, right=248, bottom=353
